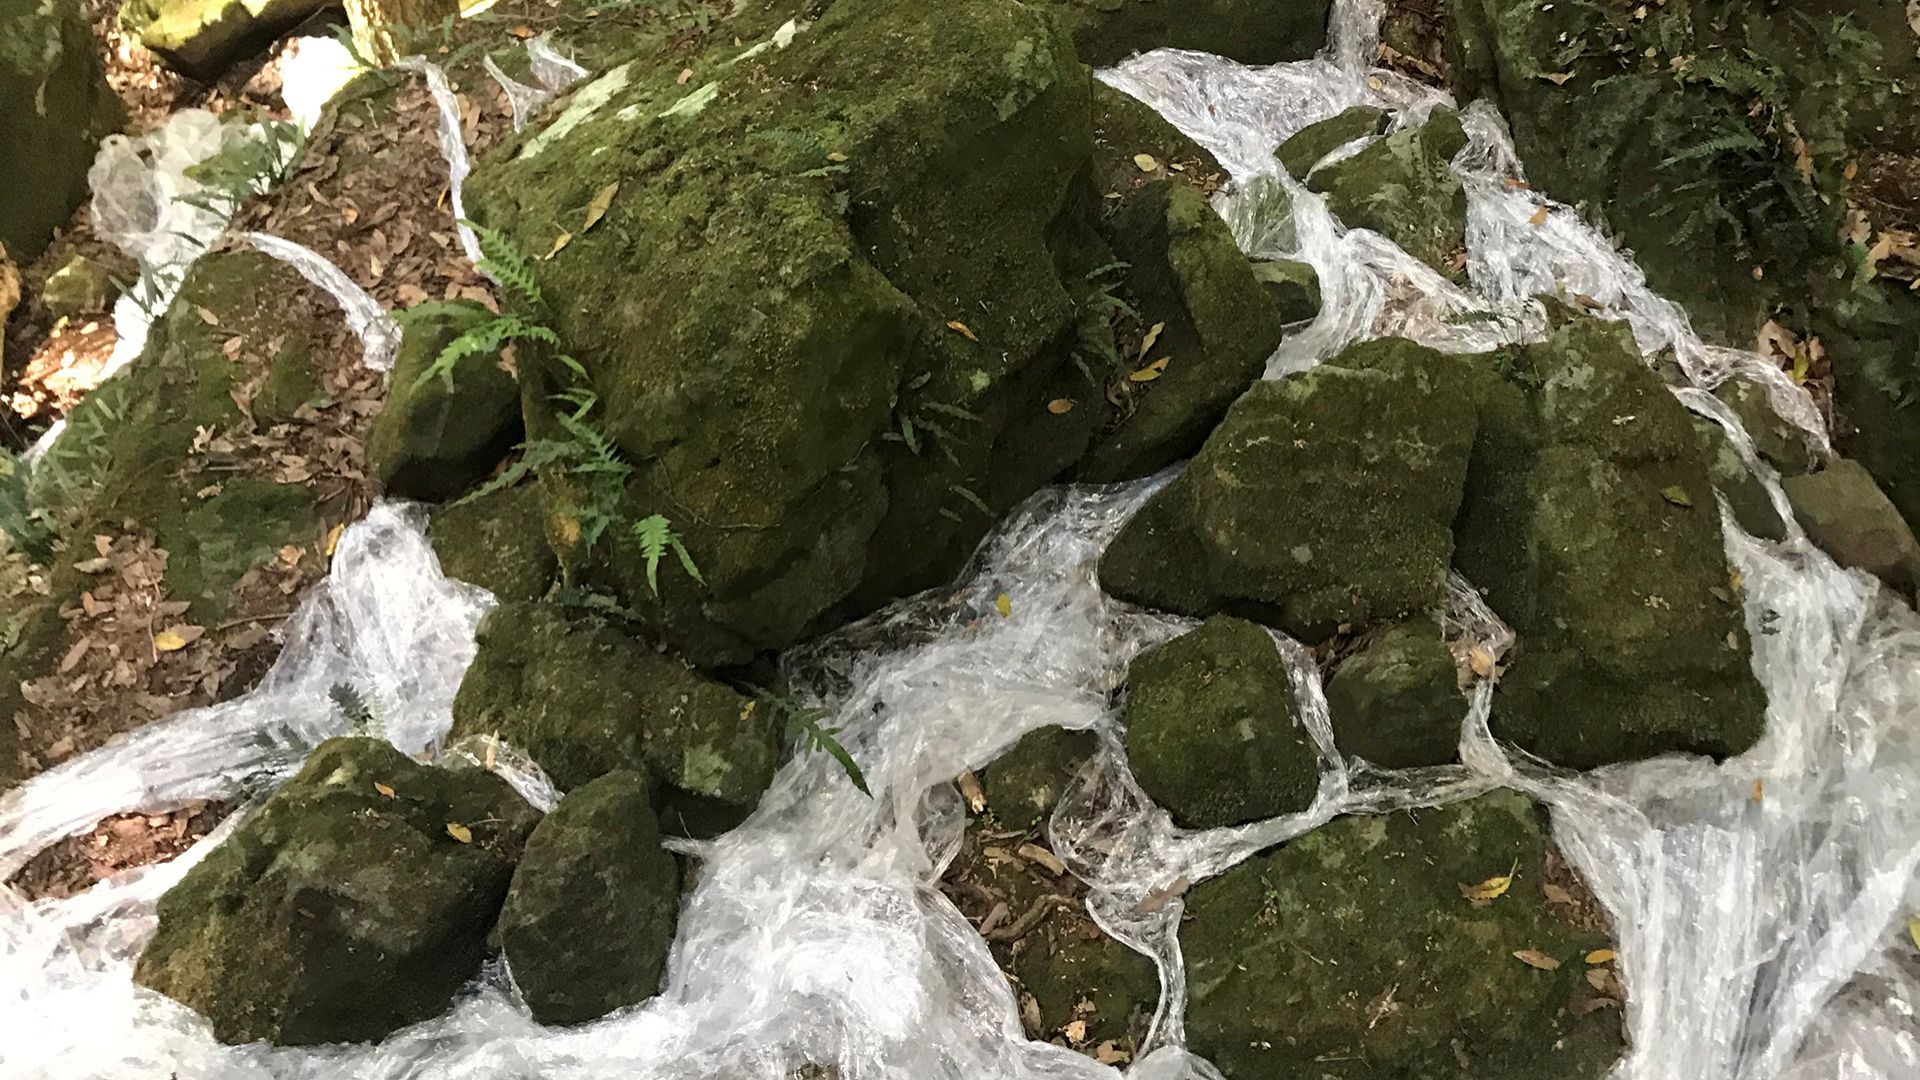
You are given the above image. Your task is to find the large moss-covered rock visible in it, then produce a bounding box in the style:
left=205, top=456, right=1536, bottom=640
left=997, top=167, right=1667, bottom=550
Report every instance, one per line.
left=1275, top=104, right=1388, bottom=179
left=1125, top=617, right=1318, bottom=829
left=1045, top=0, right=1331, bottom=67
left=1079, top=182, right=1294, bottom=481
left=0, top=0, right=121, bottom=263
left=447, top=602, right=777, bottom=835
left=430, top=484, right=557, bottom=603
left=1100, top=337, right=1481, bottom=640
left=495, top=770, right=680, bottom=1026
left=1306, top=108, right=1468, bottom=275
left=134, top=738, right=540, bottom=1046
left=978, top=725, right=1097, bottom=835
left=1783, top=458, right=1920, bottom=592
left=1089, top=80, right=1225, bottom=199
left=368, top=302, right=523, bottom=503
left=468, top=0, right=1128, bottom=665
left=1818, top=284, right=1920, bottom=531
left=135, top=0, right=333, bottom=82
left=1454, top=317, right=1764, bottom=768
left=1182, top=790, right=1624, bottom=1079
left=1325, top=620, right=1462, bottom=769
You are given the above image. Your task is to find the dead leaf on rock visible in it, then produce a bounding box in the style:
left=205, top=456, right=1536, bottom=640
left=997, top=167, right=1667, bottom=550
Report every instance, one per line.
left=583, top=181, right=620, bottom=232
left=1129, top=356, right=1171, bottom=383
left=153, top=625, right=204, bottom=652
left=446, top=822, right=473, bottom=844
left=1585, top=949, right=1617, bottom=965
left=545, top=231, right=573, bottom=260
left=374, top=782, right=396, bottom=798
left=1661, top=485, right=1694, bottom=508
left=1460, top=861, right=1517, bottom=906
left=1514, top=949, right=1562, bottom=971
left=1528, top=205, right=1550, bottom=226
left=1133, top=153, right=1160, bottom=172
left=947, top=320, right=979, bottom=342
left=1046, top=398, right=1075, bottom=414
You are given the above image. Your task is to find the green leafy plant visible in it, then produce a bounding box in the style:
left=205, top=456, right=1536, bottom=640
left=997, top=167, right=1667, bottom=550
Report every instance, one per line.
left=329, top=681, right=384, bottom=739
left=0, top=450, right=54, bottom=562
left=633, top=513, right=704, bottom=596
left=178, top=118, right=303, bottom=218
left=758, top=691, right=870, bottom=796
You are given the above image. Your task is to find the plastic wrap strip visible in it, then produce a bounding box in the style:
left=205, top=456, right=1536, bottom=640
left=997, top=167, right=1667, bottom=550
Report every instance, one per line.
left=240, top=232, right=401, bottom=370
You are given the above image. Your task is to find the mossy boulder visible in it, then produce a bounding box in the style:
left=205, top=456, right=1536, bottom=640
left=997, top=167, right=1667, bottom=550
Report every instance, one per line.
left=1090, top=80, right=1225, bottom=199
left=136, top=0, right=333, bottom=81
left=1818, top=284, right=1920, bottom=531
left=430, top=484, right=557, bottom=603
left=1100, top=337, right=1482, bottom=640
left=979, top=725, right=1097, bottom=835
left=1691, top=416, right=1789, bottom=542
left=1044, top=0, right=1331, bottom=67
left=1013, top=910, right=1158, bottom=1054
left=1782, top=458, right=1920, bottom=592
left=1275, top=104, right=1388, bottom=179
left=495, top=770, right=680, bottom=1026
left=468, top=0, right=1130, bottom=665
left=1251, top=256, right=1321, bottom=318
left=1181, top=790, right=1624, bottom=1079
left=0, top=0, right=122, bottom=263
left=1325, top=620, right=1462, bottom=769
left=447, top=602, right=777, bottom=836
left=1306, top=108, right=1468, bottom=275
left=1714, top=377, right=1818, bottom=480
left=368, top=302, right=524, bottom=503
left=1454, top=317, right=1765, bottom=768
left=1079, top=182, right=1294, bottom=481
left=134, top=738, right=540, bottom=1046
left=1125, top=617, right=1319, bottom=829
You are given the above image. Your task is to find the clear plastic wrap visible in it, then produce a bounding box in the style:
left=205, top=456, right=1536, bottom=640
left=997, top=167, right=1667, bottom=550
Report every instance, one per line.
left=3, top=2, right=1918, bottom=1077
left=484, top=34, right=589, bottom=133
left=396, top=56, right=483, bottom=266
left=240, top=231, right=401, bottom=370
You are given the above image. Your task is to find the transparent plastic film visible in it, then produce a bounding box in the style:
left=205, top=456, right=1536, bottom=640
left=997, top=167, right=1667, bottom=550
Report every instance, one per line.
left=397, top=56, right=484, bottom=265
left=240, top=232, right=401, bottom=370
left=485, top=34, right=589, bottom=132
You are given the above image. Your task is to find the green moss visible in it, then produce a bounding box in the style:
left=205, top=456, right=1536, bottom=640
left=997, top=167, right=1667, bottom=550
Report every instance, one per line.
left=1691, top=416, right=1788, bottom=542
left=134, top=738, right=539, bottom=1046
left=447, top=601, right=776, bottom=836
left=1125, top=617, right=1318, bottom=829
left=1181, top=791, right=1623, bottom=1079
left=430, top=484, right=558, bottom=603
left=495, top=770, right=680, bottom=1025
left=1079, top=182, right=1291, bottom=482
left=1815, top=282, right=1920, bottom=530
left=367, top=301, right=524, bottom=503
left=0, top=0, right=121, bottom=262
left=1089, top=80, right=1224, bottom=199
left=137, top=0, right=330, bottom=82
left=1275, top=104, right=1388, bottom=179
left=1453, top=317, right=1764, bottom=768
left=1044, top=0, right=1331, bottom=67
left=979, top=726, right=1097, bottom=834
left=1307, top=108, right=1469, bottom=275
left=1326, top=620, right=1463, bottom=769
left=1100, top=337, right=1482, bottom=640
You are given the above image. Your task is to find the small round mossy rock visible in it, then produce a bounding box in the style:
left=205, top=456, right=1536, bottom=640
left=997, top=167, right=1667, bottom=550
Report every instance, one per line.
left=448, top=602, right=777, bottom=836
left=1100, top=337, right=1481, bottom=640
left=1325, top=620, right=1463, bottom=769
left=979, top=726, right=1097, bottom=834
left=133, top=737, right=540, bottom=1046
left=430, top=484, right=558, bottom=603
left=368, top=301, right=523, bottom=503
left=1124, top=617, right=1319, bottom=830
left=1181, top=790, right=1625, bottom=1079
left=496, top=770, right=680, bottom=1026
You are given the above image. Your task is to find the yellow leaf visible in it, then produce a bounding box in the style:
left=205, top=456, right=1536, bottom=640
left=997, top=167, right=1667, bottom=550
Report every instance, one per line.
left=1844, top=159, right=1859, bottom=182
left=995, top=593, right=1012, bottom=618
left=1752, top=778, right=1765, bottom=803
left=446, top=822, right=473, bottom=844
left=323, top=522, right=345, bottom=556
left=374, top=782, right=396, bottom=798
left=826, top=151, right=848, bottom=163
left=153, top=627, right=200, bottom=652
left=1047, top=398, right=1075, bottom=414
left=1585, top=949, right=1616, bottom=965
left=1467, top=644, right=1497, bottom=678
left=1460, top=861, right=1517, bottom=904
left=1540, top=71, right=1575, bottom=85
left=1133, top=153, right=1160, bottom=172
left=740, top=699, right=757, bottom=722
left=558, top=515, right=582, bottom=546
left=946, top=320, right=979, bottom=342
left=1129, top=356, right=1171, bottom=383
left=1528, top=205, right=1550, bottom=226
left=544, top=231, right=573, bottom=260
left=1513, top=949, right=1562, bottom=971
left=583, top=181, right=620, bottom=232
left=1908, top=915, right=1920, bottom=950
left=1138, top=321, right=1166, bottom=361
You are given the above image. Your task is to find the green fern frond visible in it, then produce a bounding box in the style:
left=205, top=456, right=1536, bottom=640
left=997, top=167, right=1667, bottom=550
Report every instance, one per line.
left=462, top=219, right=544, bottom=307
left=632, top=513, right=703, bottom=596
left=1660, top=126, right=1765, bottom=169
left=413, top=316, right=559, bottom=391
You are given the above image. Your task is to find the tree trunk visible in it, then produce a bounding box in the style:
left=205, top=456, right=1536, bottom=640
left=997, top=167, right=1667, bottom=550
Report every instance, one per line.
left=345, top=0, right=461, bottom=67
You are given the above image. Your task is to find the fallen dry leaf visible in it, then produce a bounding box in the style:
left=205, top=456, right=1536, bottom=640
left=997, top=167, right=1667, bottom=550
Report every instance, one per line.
left=1585, top=949, right=1617, bottom=965
left=1460, top=862, right=1517, bottom=905
left=583, top=181, right=620, bottom=232
left=1133, top=153, right=1160, bottom=172
left=947, top=320, right=979, bottom=342
left=1528, top=205, right=1550, bottom=226
left=153, top=625, right=205, bottom=652
left=374, top=782, right=396, bottom=798
left=956, top=768, right=986, bottom=812
left=446, top=822, right=473, bottom=844
left=1514, top=949, right=1562, bottom=971
left=995, top=593, right=1012, bottom=618
left=1468, top=644, right=1497, bottom=678
left=1138, top=320, right=1165, bottom=361
left=1046, top=398, right=1075, bottom=414
left=1129, top=356, right=1171, bottom=383
left=545, top=231, right=573, bottom=260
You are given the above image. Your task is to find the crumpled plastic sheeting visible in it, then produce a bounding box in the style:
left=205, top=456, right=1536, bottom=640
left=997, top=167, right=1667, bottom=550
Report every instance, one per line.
left=397, top=56, right=484, bottom=266
left=240, top=231, right=402, bottom=370
left=279, top=35, right=368, bottom=132
left=4, top=3, right=1919, bottom=1078
left=87, top=110, right=286, bottom=378
left=484, top=34, right=589, bottom=132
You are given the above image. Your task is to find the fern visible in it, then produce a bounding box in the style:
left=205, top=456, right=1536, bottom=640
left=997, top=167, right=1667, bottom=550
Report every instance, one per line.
left=0, top=451, right=54, bottom=562
left=463, top=219, right=544, bottom=307
left=633, top=513, right=703, bottom=596
left=757, top=692, right=871, bottom=797
left=1660, top=125, right=1765, bottom=169
left=329, top=682, right=383, bottom=738
left=412, top=315, right=559, bottom=391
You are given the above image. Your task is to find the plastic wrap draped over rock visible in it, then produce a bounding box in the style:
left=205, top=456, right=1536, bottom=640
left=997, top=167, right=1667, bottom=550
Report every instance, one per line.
left=2, top=3, right=1918, bottom=1078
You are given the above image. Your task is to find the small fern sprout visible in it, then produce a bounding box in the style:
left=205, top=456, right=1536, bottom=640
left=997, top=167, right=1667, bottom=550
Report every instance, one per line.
left=460, top=219, right=544, bottom=307
left=633, top=514, right=704, bottom=597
